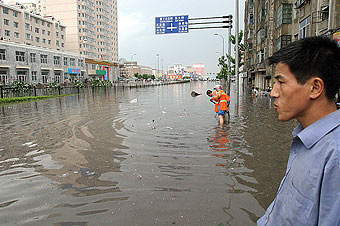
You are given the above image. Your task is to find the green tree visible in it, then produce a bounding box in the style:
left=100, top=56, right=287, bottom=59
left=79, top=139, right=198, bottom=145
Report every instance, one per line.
left=217, top=30, right=246, bottom=81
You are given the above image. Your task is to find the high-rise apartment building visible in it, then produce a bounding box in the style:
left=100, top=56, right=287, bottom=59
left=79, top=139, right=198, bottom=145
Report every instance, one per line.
left=37, top=0, right=118, bottom=64
left=243, top=0, right=340, bottom=91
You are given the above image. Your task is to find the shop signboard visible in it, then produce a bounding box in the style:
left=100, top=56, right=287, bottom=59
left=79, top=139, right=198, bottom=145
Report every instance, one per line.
left=103, top=66, right=109, bottom=81
left=67, top=68, right=81, bottom=74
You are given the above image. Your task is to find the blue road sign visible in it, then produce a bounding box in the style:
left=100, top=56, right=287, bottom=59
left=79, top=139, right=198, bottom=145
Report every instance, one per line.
left=155, top=15, right=189, bottom=35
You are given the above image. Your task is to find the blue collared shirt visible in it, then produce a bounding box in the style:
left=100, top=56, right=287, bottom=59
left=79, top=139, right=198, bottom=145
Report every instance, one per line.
left=258, top=110, right=340, bottom=226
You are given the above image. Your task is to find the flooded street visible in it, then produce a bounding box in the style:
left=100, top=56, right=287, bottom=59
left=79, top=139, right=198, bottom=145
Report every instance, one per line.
left=0, top=81, right=298, bottom=226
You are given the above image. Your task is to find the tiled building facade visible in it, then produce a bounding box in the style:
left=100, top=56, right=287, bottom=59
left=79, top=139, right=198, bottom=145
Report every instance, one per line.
left=0, top=2, right=66, bottom=51
left=37, top=0, right=118, bottom=64
left=244, top=0, right=340, bottom=91
left=0, top=41, right=85, bottom=85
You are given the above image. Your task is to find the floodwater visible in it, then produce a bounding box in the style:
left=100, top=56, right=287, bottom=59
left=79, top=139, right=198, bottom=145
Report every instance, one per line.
left=0, top=81, right=298, bottom=226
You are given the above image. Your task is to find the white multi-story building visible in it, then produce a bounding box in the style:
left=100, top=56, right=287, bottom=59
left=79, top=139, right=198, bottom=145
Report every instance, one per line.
left=0, top=1, right=66, bottom=51
left=0, top=40, right=85, bottom=85
left=36, top=0, right=118, bottom=64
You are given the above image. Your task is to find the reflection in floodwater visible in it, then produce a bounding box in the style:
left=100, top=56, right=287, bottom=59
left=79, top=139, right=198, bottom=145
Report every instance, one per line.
left=0, top=82, right=297, bottom=225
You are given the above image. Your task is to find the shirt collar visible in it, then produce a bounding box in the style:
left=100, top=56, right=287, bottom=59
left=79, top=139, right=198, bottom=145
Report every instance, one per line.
left=293, top=110, right=340, bottom=149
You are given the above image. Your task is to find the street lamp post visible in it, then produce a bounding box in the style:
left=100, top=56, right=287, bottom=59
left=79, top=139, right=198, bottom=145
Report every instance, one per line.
left=235, top=0, right=239, bottom=108
left=213, top=33, right=225, bottom=56
left=156, top=54, right=160, bottom=78
left=131, top=53, right=136, bottom=62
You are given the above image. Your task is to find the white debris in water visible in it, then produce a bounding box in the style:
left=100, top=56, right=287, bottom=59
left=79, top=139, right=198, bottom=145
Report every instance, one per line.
left=25, top=149, right=45, bottom=157
left=22, top=141, right=34, bottom=146
left=165, top=127, right=173, bottom=130
left=28, top=144, right=38, bottom=148
left=0, top=149, right=3, bottom=152
left=0, top=158, right=20, bottom=164
left=130, top=99, right=137, bottom=103
left=161, top=111, right=166, bottom=114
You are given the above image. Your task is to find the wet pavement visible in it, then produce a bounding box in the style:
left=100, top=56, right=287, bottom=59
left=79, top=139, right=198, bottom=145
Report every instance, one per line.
left=0, top=82, right=298, bottom=226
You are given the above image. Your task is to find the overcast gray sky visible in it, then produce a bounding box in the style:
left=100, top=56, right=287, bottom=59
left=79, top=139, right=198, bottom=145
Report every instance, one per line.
left=5, top=0, right=245, bottom=74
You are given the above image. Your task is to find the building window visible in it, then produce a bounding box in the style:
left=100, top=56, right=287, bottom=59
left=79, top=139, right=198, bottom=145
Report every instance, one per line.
left=54, top=56, right=60, bottom=65
left=35, top=27, right=39, bottom=33
left=61, top=43, right=64, bottom=47
left=26, top=33, right=31, bottom=40
left=35, top=18, right=39, bottom=24
left=48, top=40, right=51, bottom=45
left=276, top=4, right=292, bottom=28
left=36, top=37, right=40, bottom=42
left=30, top=53, right=36, bottom=63
left=276, top=35, right=292, bottom=50
left=13, top=11, right=18, bottom=17
left=3, top=8, right=8, bottom=14
left=0, top=49, right=6, bottom=60
left=55, top=72, right=61, bottom=83
left=14, top=32, right=19, bottom=38
left=48, top=31, right=50, bottom=36
left=56, top=40, right=60, bottom=46
left=16, top=51, right=25, bottom=62
left=25, top=23, right=30, bottom=30
left=31, top=71, right=37, bottom=81
left=42, top=29, right=45, bottom=34
left=257, top=29, right=265, bottom=43
left=0, top=71, right=8, bottom=84
left=24, top=13, right=29, bottom=19
left=13, top=21, right=19, bottom=28
left=40, top=54, right=48, bottom=64
left=42, top=38, right=46, bottom=43
left=257, top=49, right=265, bottom=63
left=42, top=71, right=49, bottom=83
left=64, top=57, right=68, bottom=66
left=17, top=71, right=27, bottom=82
left=4, top=30, right=10, bottom=37
left=70, top=58, right=76, bottom=66
left=4, top=19, right=9, bottom=26
left=299, top=16, right=311, bottom=39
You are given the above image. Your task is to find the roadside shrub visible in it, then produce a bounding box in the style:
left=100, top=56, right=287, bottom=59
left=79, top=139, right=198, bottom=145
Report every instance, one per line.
left=11, top=81, right=32, bottom=92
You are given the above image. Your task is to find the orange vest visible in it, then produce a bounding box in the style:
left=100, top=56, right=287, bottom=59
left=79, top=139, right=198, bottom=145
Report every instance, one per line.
left=213, top=90, right=219, bottom=112
left=215, top=90, right=230, bottom=111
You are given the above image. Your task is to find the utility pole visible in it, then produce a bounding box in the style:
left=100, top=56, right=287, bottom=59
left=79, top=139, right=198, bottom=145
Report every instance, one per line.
left=156, top=54, right=160, bottom=78
left=235, top=0, right=239, bottom=108
left=227, top=19, right=232, bottom=96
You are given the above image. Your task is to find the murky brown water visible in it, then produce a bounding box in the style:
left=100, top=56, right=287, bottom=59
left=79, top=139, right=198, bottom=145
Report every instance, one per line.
left=0, top=82, right=298, bottom=226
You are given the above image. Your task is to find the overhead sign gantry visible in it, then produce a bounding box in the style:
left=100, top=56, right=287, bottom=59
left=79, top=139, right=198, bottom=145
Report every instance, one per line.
left=155, top=15, right=232, bottom=34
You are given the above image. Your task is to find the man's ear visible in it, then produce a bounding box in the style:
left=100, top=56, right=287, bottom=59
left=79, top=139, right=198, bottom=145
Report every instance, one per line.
left=309, top=77, right=324, bottom=100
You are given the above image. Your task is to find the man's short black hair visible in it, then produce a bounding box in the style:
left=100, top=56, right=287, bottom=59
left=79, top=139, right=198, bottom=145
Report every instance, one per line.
left=266, top=36, right=340, bottom=101
left=206, top=89, right=212, bottom=95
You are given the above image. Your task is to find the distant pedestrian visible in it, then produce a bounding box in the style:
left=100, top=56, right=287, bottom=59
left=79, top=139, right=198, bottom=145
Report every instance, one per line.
left=258, top=36, right=340, bottom=226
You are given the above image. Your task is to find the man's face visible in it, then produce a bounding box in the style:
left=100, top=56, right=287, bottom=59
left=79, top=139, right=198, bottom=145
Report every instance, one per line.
left=270, top=63, right=311, bottom=122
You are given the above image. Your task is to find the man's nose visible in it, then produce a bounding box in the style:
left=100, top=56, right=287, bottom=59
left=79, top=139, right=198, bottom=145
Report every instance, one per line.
left=270, top=84, right=279, bottom=98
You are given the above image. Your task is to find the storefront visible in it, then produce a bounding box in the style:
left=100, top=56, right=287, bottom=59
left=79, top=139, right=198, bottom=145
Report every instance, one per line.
left=67, top=68, right=81, bottom=82
left=41, top=70, right=49, bottom=84
left=16, top=66, right=30, bottom=83
left=0, top=66, right=10, bottom=85
left=54, top=69, right=63, bottom=83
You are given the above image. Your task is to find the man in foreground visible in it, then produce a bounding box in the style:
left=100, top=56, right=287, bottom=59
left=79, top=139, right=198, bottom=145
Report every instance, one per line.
left=258, top=36, right=340, bottom=225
